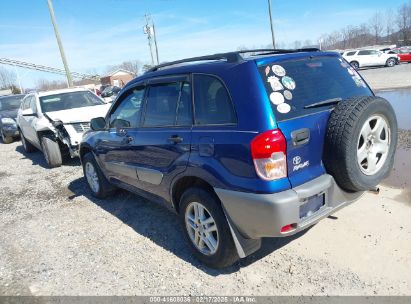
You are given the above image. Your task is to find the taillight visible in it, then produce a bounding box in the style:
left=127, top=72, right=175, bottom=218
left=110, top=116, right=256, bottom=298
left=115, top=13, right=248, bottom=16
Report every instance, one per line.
left=251, top=129, right=287, bottom=181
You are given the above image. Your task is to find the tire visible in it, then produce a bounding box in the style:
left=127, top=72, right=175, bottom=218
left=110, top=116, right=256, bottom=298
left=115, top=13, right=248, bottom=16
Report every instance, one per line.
left=386, top=58, right=396, bottom=67
left=82, top=152, right=116, bottom=199
left=20, top=132, right=36, bottom=153
left=350, top=61, right=359, bottom=70
left=179, top=187, right=238, bottom=268
left=41, top=135, right=62, bottom=168
left=323, top=96, right=397, bottom=192
left=1, top=131, right=13, bottom=144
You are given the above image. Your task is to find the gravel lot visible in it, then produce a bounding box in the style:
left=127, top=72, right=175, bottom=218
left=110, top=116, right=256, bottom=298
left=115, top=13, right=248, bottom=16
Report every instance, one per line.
left=0, top=129, right=410, bottom=296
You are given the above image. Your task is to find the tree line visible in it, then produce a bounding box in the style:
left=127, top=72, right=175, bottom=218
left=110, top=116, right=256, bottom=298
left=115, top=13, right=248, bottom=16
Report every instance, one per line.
left=318, top=1, right=411, bottom=50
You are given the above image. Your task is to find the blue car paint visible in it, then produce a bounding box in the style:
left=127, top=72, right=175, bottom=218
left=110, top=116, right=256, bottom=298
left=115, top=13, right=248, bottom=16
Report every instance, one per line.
left=81, top=51, right=349, bottom=210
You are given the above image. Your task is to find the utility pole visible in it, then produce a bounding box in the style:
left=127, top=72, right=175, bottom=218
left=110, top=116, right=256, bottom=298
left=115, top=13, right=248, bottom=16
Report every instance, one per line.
left=46, top=0, right=73, bottom=87
left=152, top=21, right=160, bottom=65
left=268, top=0, right=276, bottom=49
left=143, top=14, right=160, bottom=66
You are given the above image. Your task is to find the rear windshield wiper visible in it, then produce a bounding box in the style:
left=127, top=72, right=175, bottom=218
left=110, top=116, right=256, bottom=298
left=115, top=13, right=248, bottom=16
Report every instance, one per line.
left=304, top=97, right=342, bottom=109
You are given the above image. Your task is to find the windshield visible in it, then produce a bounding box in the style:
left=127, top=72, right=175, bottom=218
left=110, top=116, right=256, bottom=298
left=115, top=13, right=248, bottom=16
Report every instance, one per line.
left=258, top=55, right=373, bottom=121
left=0, top=95, right=24, bottom=111
left=102, top=86, right=113, bottom=93
left=39, top=91, right=104, bottom=112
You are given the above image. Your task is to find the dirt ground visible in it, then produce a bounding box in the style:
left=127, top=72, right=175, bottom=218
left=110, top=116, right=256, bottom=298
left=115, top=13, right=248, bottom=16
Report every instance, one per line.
left=0, top=129, right=410, bottom=296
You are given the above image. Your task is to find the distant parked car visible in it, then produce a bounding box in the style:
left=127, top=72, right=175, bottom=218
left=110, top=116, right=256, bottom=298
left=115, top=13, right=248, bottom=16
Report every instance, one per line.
left=16, top=88, right=111, bottom=168
left=343, top=49, right=398, bottom=69
left=101, top=86, right=121, bottom=103
left=0, top=94, right=25, bottom=144
left=387, top=49, right=411, bottom=63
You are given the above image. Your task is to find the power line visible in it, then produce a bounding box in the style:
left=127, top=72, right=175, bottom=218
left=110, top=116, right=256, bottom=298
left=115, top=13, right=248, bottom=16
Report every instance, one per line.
left=0, top=58, right=100, bottom=81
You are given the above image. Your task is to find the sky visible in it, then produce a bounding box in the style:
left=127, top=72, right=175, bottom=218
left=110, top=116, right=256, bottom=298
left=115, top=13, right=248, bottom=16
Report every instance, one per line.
left=0, top=0, right=407, bottom=88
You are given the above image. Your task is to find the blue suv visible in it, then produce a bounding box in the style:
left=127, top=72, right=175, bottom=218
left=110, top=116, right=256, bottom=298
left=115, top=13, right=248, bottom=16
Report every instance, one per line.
left=80, top=49, right=397, bottom=268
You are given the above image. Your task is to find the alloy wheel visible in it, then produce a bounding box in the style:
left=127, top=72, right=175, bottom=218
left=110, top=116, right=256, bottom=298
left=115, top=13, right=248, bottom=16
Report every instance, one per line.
left=357, top=114, right=391, bottom=175
left=185, top=201, right=219, bottom=255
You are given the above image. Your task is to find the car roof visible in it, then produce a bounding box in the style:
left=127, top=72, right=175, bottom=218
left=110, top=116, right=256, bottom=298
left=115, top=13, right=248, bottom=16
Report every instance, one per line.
left=37, top=87, right=88, bottom=97
left=125, top=49, right=334, bottom=88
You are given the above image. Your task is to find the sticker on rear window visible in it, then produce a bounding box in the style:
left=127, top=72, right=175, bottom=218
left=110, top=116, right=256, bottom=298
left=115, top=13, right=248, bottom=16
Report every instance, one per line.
left=267, top=76, right=284, bottom=91
left=272, top=65, right=286, bottom=77
left=277, top=102, right=291, bottom=113
left=281, top=76, right=296, bottom=90
left=270, top=92, right=284, bottom=105
left=352, top=76, right=366, bottom=88
left=283, top=90, right=293, bottom=100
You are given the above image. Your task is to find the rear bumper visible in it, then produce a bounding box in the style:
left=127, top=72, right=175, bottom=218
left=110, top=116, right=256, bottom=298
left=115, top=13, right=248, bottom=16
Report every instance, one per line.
left=215, top=174, right=364, bottom=239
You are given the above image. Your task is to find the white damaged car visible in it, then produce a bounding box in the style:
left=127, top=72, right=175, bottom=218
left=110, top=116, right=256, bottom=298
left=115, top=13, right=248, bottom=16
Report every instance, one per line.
left=17, top=88, right=111, bottom=168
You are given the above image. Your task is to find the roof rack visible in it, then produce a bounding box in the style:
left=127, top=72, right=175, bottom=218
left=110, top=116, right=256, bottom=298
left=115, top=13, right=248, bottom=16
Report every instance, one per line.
left=146, top=48, right=320, bottom=73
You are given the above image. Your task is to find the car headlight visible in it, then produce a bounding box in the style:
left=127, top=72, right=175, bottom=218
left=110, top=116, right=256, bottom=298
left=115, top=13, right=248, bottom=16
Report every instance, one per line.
left=1, top=117, right=16, bottom=125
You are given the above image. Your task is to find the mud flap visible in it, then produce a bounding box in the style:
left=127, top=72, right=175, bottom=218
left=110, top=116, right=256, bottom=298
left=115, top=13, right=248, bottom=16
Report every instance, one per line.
left=221, top=205, right=261, bottom=258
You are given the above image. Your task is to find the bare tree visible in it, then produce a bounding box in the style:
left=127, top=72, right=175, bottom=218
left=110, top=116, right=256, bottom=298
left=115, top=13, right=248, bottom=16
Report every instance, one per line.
left=0, top=67, right=17, bottom=89
left=293, top=40, right=302, bottom=49
left=397, top=2, right=411, bottom=44
left=384, top=8, right=396, bottom=42
left=105, top=60, right=141, bottom=76
left=36, top=79, right=67, bottom=91
left=369, top=12, right=384, bottom=44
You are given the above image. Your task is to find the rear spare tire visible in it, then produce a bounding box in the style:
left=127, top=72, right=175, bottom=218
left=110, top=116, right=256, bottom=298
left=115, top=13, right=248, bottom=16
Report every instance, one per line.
left=323, top=96, right=397, bottom=192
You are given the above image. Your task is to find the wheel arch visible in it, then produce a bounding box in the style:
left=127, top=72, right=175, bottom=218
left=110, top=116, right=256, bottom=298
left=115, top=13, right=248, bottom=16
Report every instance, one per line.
left=171, top=175, right=219, bottom=213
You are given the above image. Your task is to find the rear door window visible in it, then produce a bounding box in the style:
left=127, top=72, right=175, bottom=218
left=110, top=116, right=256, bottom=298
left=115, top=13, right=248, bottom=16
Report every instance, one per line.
left=193, top=74, right=236, bottom=125
left=258, top=55, right=373, bottom=122
left=142, top=81, right=192, bottom=127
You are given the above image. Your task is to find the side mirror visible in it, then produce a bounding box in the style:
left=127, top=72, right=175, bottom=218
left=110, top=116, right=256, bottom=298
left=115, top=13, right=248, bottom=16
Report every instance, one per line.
left=90, top=117, right=106, bottom=131
left=22, top=108, right=35, bottom=116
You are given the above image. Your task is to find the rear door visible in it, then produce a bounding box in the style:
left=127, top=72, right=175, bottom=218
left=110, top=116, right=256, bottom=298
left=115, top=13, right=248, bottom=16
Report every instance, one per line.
left=133, top=75, right=193, bottom=199
left=257, top=54, right=373, bottom=187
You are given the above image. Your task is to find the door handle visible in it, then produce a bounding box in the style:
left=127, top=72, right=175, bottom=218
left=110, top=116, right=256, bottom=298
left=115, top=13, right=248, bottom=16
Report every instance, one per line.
left=168, top=135, right=183, bottom=144
left=291, top=128, right=310, bottom=146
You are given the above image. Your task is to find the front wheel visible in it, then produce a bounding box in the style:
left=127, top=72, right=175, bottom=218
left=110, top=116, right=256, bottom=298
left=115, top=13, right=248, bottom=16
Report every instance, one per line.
left=1, top=131, right=13, bottom=144
left=41, top=136, right=62, bottom=168
left=82, top=152, right=116, bottom=198
left=179, top=188, right=238, bottom=268
left=350, top=61, right=359, bottom=70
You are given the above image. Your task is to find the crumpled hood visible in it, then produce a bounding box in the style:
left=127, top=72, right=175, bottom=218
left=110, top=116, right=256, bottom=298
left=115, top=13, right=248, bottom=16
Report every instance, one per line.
left=0, top=109, right=18, bottom=120
left=46, top=104, right=111, bottom=123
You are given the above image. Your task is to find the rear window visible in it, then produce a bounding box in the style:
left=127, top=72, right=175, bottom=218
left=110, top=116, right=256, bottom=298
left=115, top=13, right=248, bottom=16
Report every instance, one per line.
left=258, top=55, right=373, bottom=121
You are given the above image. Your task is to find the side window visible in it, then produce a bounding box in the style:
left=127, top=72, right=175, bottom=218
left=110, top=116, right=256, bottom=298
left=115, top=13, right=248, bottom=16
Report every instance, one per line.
left=346, top=51, right=356, bottom=56
left=176, top=82, right=192, bottom=126
left=143, top=82, right=192, bottom=127
left=22, top=95, right=31, bottom=110
left=193, top=75, right=236, bottom=125
left=358, top=50, right=371, bottom=56
left=29, top=96, right=37, bottom=113
left=109, top=87, right=145, bottom=128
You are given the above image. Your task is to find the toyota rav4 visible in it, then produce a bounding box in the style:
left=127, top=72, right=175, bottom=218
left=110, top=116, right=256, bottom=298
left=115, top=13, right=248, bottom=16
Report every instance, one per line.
left=80, top=49, right=397, bottom=268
